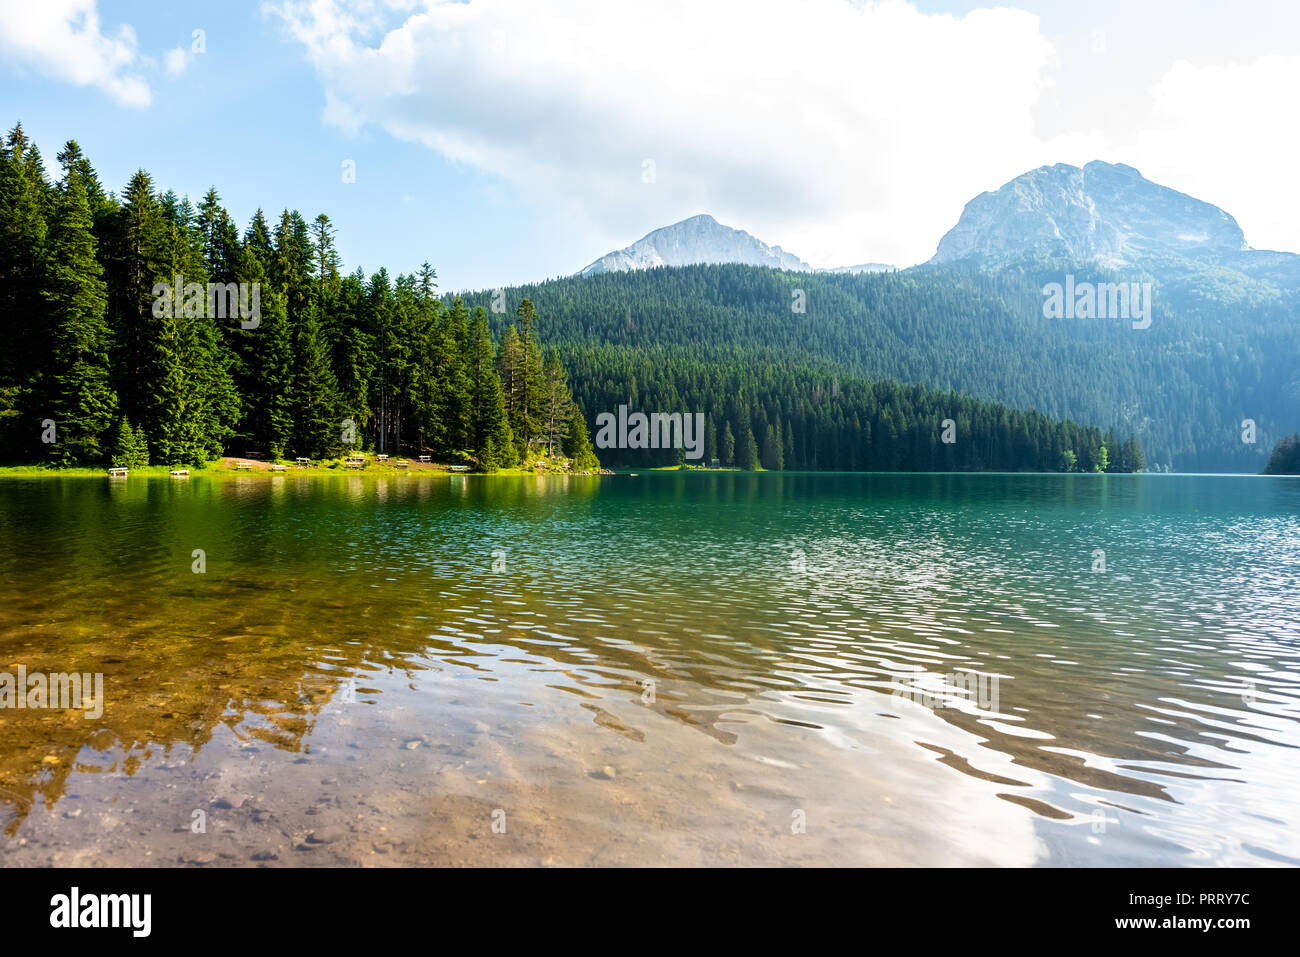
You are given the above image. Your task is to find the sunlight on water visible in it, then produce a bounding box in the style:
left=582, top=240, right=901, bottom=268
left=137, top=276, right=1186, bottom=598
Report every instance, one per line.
left=1, top=472, right=1297, bottom=866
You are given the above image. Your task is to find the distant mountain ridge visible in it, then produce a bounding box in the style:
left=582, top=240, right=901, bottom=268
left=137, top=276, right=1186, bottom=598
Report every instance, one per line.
left=579, top=214, right=895, bottom=276
left=578, top=162, right=1298, bottom=288
left=580, top=214, right=812, bottom=276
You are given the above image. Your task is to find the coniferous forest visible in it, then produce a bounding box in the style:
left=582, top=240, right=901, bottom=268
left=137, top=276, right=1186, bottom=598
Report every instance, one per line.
left=0, top=124, right=595, bottom=473
left=0, top=123, right=1145, bottom=474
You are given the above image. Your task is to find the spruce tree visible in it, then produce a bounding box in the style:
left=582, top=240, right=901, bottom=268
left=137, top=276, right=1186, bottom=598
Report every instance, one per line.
left=542, top=349, right=575, bottom=456
left=566, top=408, right=599, bottom=472
left=469, top=313, right=514, bottom=469
left=0, top=123, right=51, bottom=458
left=41, top=146, right=117, bottom=465
left=761, top=423, right=783, bottom=471
left=739, top=425, right=759, bottom=470
left=251, top=290, right=295, bottom=458
left=290, top=307, right=341, bottom=457
left=110, top=417, right=149, bottom=468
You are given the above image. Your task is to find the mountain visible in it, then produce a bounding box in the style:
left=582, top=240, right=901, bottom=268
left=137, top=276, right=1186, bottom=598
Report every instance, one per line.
left=580, top=214, right=812, bottom=275
left=511, top=159, right=1298, bottom=473
left=927, top=157, right=1300, bottom=295
left=931, top=161, right=1250, bottom=267
left=580, top=213, right=895, bottom=276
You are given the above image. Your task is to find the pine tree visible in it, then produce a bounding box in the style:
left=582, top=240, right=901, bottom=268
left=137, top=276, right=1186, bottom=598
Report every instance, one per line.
left=542, top=349, right=575, bottom=456
left=110, top=417, right=149, bottom=468
left=251, top=289, right=295, bottom=458
left=498, top=323, right=525, bottom=453
left=566, top=408, right=600, bottom=472
left=0, top=124, right=51, bottom=457
left=468, top=313, right=514, bottom=469
left=721, top=421, right=735, bottom=466
left=290, top=307, right=341, bottom=457
left=761, top=423, right=783, bottom=471
left=107, top=170, right=171, bottom=452
left=440, top=296, right=473, bottom=450
left=40, top=145, right=118, bottom=465
left=512, top=298, right=546, bottom=454
left=739, top=425, right=759, bottom=470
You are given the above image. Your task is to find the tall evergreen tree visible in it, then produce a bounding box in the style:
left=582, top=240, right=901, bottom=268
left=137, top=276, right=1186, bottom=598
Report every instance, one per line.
left=566, top=408, right=600, bottom=472
left=0, top=123, right=51, bottom=457
left=739, top=425, right=760, bottom=470
left=468, top=312, right=514, bottom=469
left=40, top=143, right=117, bottom=464
left=541, top=349, right=575, bottom=456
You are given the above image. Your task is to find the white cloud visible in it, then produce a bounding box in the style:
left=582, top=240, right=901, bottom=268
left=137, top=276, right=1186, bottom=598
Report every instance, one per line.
left=269, top=0, right=1300, bottom=267
left=164, top=46, right=190, bottom=77
left=1115, top=55, right=1300, bottom=255
left=270, top=0, right=1076, bottom=268
left=0, top=0, right=152, bottom=108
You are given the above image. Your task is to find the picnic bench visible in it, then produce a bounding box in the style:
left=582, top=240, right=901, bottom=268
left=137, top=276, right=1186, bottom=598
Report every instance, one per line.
left=377, top=454, right=389, bottom=462
left=107, top=467, right=128, bottom=477
left=234, top=461, right=252, bottom=470
left=448, top=465, right=469, bottom=472
left=295, top=457, right=311, bottom=465
left=394, top=459, right=409, bottom=468
left=271, top=463, right=287, bottom=472
left=170, top=469, right=189, bottom=477
left=418, top=455, right=431, bottom=463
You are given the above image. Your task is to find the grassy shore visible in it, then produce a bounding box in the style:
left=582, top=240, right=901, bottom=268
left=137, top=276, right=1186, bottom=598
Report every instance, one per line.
left=0, top=454, right=605, bottom=478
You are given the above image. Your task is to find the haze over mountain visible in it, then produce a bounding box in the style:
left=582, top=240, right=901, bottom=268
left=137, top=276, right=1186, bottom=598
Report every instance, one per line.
left=579, top=214, right=894, bottom=276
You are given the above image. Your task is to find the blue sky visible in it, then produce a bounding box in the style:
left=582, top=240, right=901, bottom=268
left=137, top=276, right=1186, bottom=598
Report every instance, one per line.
left=3, top=1, right=1298, bottom=290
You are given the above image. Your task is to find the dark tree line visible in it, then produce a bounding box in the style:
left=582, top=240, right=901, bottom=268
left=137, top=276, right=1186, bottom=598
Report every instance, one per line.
left=554, top=345, right=1144, bottom=471
left=0, top=124, right=596, bottom=472
left=1263, top=434, right=1300, bottom=475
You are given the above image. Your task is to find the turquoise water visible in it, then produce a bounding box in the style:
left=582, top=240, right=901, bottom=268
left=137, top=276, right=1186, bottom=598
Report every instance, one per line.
left=1, top=471, right=1297, bottom=865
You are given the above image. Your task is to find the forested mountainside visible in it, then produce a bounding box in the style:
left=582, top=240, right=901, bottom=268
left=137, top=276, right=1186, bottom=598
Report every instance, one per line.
left=462, top=258, right=1297, bottom=471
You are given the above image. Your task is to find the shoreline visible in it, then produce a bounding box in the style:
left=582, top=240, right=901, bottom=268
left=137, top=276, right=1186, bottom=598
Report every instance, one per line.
left=0, top=463, right=1285, bottom=479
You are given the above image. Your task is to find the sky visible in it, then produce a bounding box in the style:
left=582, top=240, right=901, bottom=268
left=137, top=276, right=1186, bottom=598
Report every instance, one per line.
left=1, top=0, right=1298, bottom=291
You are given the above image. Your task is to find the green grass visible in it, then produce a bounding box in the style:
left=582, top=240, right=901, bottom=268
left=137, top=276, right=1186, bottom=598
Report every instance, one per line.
left=0, top=453, right=605, bottom=478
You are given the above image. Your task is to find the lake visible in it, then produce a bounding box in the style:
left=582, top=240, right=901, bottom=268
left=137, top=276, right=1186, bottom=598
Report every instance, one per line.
left=1, top=471, right=1297, bottom=866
